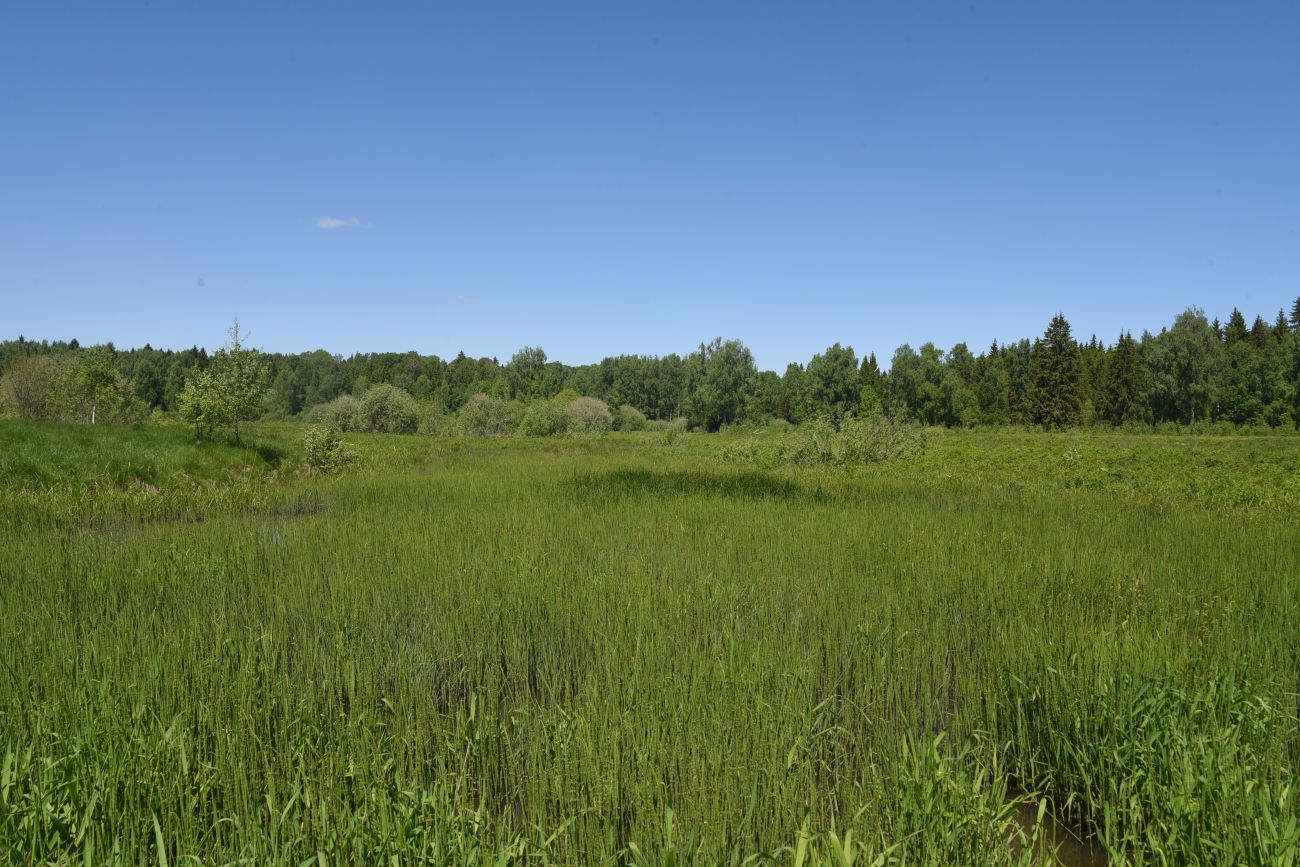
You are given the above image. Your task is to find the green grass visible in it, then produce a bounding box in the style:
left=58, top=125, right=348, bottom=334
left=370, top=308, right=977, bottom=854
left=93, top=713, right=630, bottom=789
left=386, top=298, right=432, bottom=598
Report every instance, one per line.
left=0, top=419, right=303, bottom=490
left=1, top=420, right=1298, bottom=864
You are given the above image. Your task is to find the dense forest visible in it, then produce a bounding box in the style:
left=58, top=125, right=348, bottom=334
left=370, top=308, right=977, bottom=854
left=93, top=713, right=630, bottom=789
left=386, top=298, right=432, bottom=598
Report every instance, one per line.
left=4, top=300, right=1300, bottom=432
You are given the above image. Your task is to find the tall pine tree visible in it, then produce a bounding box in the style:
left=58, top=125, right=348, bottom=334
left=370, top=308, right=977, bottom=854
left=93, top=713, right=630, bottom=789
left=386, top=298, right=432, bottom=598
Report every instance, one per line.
left=1029, top=314, right=1081, bottom=429
left=1101, top=331, right=1143, bottom=425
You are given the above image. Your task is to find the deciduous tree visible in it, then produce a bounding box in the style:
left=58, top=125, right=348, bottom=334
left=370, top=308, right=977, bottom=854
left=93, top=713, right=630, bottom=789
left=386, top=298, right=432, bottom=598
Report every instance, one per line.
left=76, top=346, right=121, bottom=424
left=178, top=321, right=268, bottom=442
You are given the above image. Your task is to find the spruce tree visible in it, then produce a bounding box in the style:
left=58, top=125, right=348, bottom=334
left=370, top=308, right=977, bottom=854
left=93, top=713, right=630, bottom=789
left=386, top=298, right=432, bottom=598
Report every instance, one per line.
left=1100, top=331, right=1142, bottom=425
left=858, top=353, right=884, bottom=416
left=1292, top=330, right=1300, bottom=428
left=1291, top=296, right=1300, bottom=331
left=1250, top=315, right=1271, bottom=349
left=1029, top=313, right=1081, bottom=429
left=1225, top=308, right=1248, bottom=345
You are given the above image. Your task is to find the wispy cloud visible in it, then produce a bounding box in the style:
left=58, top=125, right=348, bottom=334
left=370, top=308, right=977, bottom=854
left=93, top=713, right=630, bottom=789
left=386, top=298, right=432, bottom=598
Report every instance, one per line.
left=314, top=216, right=366, bottom=230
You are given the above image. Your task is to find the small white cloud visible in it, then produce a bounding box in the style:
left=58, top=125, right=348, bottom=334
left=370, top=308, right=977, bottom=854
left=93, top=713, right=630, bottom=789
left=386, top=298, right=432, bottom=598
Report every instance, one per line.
left=314, top=216, right=364, bottom=230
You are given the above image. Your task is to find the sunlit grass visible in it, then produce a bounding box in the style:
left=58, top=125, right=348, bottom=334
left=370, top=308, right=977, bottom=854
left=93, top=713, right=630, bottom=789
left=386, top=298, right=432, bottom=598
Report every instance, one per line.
left=1, top=420, right=1297, bottom=864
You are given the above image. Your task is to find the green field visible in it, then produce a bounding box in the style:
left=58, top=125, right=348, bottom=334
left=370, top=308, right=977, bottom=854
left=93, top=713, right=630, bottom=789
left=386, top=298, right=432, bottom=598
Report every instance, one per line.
left=1, top=421, right=1298, bottom=864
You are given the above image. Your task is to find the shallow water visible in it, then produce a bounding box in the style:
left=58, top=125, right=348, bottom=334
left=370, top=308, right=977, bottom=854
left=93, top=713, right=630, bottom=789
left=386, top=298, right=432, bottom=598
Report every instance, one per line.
left=1010, top=800, right=1108, bottom=866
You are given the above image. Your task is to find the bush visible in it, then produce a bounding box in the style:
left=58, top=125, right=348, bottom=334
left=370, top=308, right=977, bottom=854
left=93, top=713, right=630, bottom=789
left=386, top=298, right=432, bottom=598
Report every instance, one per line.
left=722, top=414, right=927, bottom=468
left=309, top=394, right=361, bottom=432
left=613, top=404, right=647, bottom=431
left=1, top=356, right=65, bottom=421
left=565, top=396, right=612, bottom=433
left=302, top=425, right=353, bottom=474
left=551, top=388, right=581, bottom=404
left=356, top=385, right=419, bottom=434
left=521, top=399, right=571, bottom=437
left=416, top=402, right=448, bottom=436
left=647, top=416, right=688, bottom=444
left=457, top=393, right=523, bottom=437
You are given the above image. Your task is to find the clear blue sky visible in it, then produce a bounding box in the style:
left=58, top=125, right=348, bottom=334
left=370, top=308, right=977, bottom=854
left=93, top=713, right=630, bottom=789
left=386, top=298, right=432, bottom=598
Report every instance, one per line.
left=3, top=2, right=1298, bottom=370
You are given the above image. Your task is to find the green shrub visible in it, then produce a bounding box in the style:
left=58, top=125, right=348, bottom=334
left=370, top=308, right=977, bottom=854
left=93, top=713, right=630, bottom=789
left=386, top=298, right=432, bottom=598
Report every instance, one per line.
left=302, top=425, right=353, bottom=474
left=566, top=396, right=612, bottom=434
left=456, top=393, right=523, bottom=437
left=1, top=356, right=63, bottom=420
left=645, top=416, right=687, bottom=444
left=309, top=394, right=361, bottom=432
left=521, top=399, right=571, bottom=437
left=613, top=404, right=647, bottom=431
left=416, top=402, right=448, bottom=436
left=356, top=385, right=419, bottom=434
left=551, top=387, right=581, bottom=404
left=722, top=414, right=927, bottom=467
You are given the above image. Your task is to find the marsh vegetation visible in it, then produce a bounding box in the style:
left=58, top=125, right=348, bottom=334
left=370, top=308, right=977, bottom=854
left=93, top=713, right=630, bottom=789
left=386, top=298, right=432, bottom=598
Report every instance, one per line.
left=1, top=421, right=1297, bottom=863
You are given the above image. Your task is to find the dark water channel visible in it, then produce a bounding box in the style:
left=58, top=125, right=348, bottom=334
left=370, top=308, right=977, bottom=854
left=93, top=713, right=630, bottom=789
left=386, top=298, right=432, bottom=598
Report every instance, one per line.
left=1010, top=800, right=1108, bottom=866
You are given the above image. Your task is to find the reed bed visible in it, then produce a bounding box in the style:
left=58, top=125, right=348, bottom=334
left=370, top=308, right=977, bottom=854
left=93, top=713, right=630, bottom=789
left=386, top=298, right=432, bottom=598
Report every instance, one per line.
left=1, top=422, right=1297, bottom=864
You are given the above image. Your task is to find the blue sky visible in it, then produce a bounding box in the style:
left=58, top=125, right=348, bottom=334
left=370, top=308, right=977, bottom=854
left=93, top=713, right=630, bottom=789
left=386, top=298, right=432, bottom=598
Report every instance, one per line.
left=2, top=1, right=1298, bottom=370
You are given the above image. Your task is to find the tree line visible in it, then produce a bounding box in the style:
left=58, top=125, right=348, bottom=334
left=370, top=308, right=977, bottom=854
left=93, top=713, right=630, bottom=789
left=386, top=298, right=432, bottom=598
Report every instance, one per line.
left=3, top=299, right=1299, bottom=432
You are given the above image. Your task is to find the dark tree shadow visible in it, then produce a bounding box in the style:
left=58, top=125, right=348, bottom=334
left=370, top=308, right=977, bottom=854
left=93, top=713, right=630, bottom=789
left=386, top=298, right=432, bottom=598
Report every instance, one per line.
left=569, top=468, right=830, bottom=504
left=245, top=441, right=290, bottom=468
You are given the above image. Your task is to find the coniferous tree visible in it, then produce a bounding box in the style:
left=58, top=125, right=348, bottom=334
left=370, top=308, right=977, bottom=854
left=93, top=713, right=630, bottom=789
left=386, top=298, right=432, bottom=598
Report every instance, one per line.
left=1273, top=310, right=1290, bottom=341
left=1101, top=331, right=1143, bottom=425
left=858, top=353, right=884, bottom=416
left=1250, top=315, right=1271, bottom=349
left=1290, top=296, right=1300, bottom=331
left=1029, top=314, right=1081, bottom=429
left=1224, top=309, right=1248, bottom=345
left=1003, top=339, right=1035, bottom=424
left=1076, top=334, right=1107, bottom=422
left=974, top=354, right=1009, bottom=426
left=1291, top=331, right=1300, bottom=428
left=777, top=363, right=804, bottom=422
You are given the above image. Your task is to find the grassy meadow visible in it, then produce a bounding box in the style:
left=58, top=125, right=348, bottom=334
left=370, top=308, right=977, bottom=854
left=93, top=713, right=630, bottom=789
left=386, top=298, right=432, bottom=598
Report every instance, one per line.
left=1, top=420, right=1298, bottom=864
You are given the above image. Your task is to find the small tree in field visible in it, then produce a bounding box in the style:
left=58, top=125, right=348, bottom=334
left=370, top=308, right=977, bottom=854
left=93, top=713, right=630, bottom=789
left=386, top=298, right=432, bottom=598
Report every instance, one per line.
left=76, top=347, right=121, bottom=424
left=179, top=320, right=267, bottom=442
